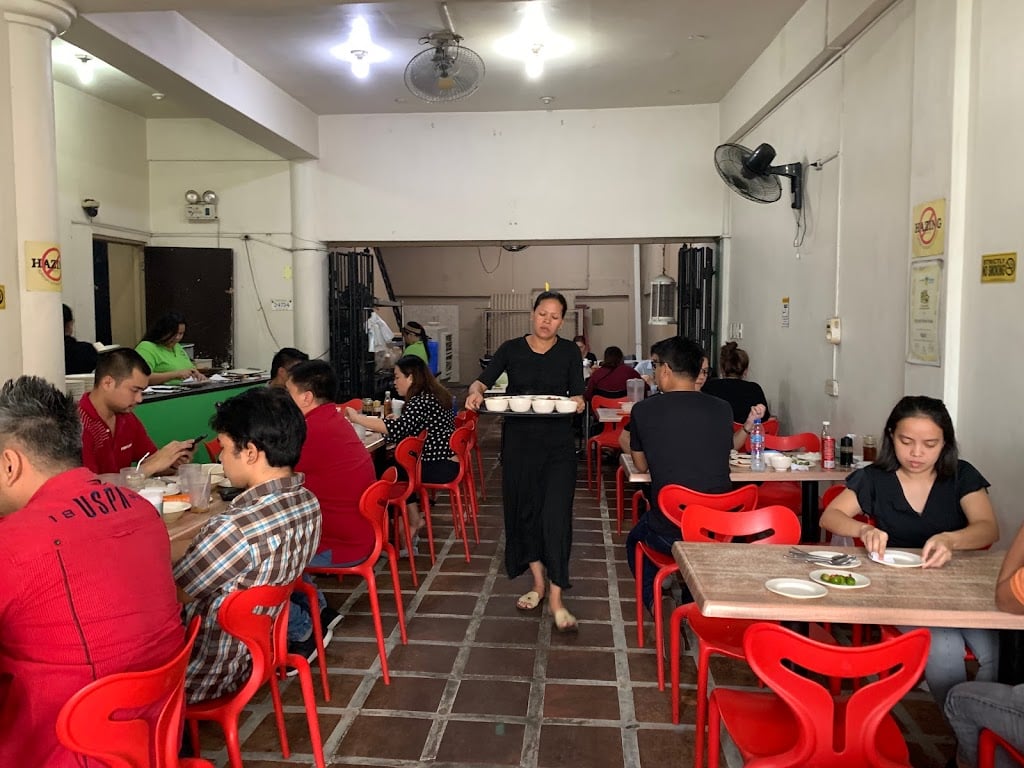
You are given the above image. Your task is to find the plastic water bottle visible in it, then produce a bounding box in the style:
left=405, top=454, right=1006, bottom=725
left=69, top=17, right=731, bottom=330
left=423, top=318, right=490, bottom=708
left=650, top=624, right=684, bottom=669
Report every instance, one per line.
left=822, top=420, right=836, bottom=470
left=750, top=419, right=766, bottom=471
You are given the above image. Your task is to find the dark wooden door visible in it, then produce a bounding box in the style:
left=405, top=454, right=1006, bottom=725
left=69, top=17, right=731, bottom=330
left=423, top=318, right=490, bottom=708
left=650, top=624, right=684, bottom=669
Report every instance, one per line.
left=143, top=247, right=233, bottom=367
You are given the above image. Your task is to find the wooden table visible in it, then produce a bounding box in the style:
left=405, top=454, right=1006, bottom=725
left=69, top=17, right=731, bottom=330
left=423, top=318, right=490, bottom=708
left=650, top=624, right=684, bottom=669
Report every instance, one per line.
left=618, top=453, right=847, bottom=542
left=673, top=541, right=1024, bottom=682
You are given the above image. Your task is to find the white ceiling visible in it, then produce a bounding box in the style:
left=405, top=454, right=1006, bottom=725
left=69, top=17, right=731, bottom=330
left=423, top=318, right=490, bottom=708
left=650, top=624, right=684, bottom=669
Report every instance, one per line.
left=55, top=0, right=804, bottom=119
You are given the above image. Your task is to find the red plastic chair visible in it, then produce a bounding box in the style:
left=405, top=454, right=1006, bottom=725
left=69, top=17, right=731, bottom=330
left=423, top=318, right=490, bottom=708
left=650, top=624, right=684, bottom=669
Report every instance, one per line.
left=390, top=436, right=428, bottom=576
left=668, top=504, right=802, bottom=760
left=764, top=432, right=820, bottom=452
left=756, top=432, right=824, bottom=511
left=614, top=463, right=648, bottom=533
left=819, top=483, right=846, bottom=514
left=203, top=438, right=222, bottom=462
left=185, top=584, right=326, bottom=768
left=290, top=576, right=331, bottom=702
left=980, top=728, right=1024, bottom=768
left=419, top=426, right=479, bottom=563
left=587, top=395, right=629, bottom=500
left=306, top=478, right=407, bottom=684
left=707, top=623, right=930, bottom=768
left=337, top=397, right=364, bottom=413
left=635, top=483, right=759, bottom=688
left=455, top=410, right=486, bottom=500
left=57, top=618, right=210, bottom=768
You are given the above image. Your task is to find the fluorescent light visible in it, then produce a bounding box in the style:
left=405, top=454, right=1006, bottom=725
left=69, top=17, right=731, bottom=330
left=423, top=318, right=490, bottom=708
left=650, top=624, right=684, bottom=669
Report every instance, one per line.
left=495, top=2, right=572, bottom=79
left=330, top=16, right=390, bottom=79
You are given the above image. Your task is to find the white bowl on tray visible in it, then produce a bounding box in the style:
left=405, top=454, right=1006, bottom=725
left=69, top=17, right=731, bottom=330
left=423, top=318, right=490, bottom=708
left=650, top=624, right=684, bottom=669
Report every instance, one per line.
left=554, top=399, right=578, bottom=414
left=484, top=396, right=509, bottom=412
left=531, top=397, right=557, bottom=414
left=768, top=454, right=793, bottom=471
left=508, top=396, right=533, bottom=413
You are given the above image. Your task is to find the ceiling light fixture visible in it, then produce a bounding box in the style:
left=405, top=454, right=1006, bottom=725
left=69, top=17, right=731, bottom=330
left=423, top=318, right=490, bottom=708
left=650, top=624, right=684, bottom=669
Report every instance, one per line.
left=494, top=2, right=571, bottom=80
left=74, top=54, right=94, bottom=85
left=330, top=16, right=390, bottom=79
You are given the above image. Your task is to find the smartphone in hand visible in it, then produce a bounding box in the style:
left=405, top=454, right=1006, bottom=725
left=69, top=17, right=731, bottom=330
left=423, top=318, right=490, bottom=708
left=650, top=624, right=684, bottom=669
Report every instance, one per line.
left=190, top=433, right=208, bottom=448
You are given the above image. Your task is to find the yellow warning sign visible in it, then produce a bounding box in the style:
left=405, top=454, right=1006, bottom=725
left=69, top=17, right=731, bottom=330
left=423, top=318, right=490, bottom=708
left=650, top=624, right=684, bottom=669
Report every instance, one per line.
left=981, top=252, right=1017, bottom=283
left=912, top=199, right=945, bottom=258
left=24, top=241, right=62, bottom=292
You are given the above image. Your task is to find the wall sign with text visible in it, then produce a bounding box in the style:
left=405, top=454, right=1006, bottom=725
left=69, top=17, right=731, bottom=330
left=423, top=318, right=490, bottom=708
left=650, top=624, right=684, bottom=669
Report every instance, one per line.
left=912, top=198, right=945, bottom=258
left=24, top=241, right=62, bottom=292
left=980, top=252, right=1017, bottom=283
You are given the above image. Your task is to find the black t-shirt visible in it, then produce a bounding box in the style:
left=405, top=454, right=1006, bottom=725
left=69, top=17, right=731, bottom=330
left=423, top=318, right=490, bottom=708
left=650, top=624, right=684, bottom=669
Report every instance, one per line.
left=629, top=390, right=734, bottom=537
left=700, top=377, right=770, bottom=423
left=480, top=336, right=584, bottom=398
left=845, top=460, right=990, bottom=548
left=64, top=335, right=98, bottom=374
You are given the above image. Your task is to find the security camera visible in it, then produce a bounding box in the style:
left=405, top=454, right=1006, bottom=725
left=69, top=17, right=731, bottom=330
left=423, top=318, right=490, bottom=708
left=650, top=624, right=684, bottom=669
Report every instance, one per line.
left=82, top=198, right=99, bottom=218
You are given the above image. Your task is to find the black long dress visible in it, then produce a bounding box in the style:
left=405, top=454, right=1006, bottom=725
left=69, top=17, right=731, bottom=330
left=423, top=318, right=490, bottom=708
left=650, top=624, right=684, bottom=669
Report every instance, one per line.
left=479, top=335, right=585, bottom=589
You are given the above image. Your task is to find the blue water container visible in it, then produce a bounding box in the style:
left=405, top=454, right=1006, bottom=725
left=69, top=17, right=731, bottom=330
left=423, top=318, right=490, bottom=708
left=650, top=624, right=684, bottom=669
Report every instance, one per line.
left=427, top=339, right=440, bottom=375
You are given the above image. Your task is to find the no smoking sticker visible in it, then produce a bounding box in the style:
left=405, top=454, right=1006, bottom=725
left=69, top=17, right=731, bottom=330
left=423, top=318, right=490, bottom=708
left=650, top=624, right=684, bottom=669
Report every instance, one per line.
left=912, top=199, right=946, bottom=257
left=24, top=241, right=62, bottom=292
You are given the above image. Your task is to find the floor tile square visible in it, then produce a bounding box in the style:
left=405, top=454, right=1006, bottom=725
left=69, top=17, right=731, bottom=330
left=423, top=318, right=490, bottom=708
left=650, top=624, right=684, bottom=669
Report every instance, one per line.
left=362, top=674, right=447, bottom=712
left=451, top=679, right=531, bottom=717
left=543, top=683, right=620, bottom=719
left=545, top=648, right=618, bottom=681
left=386, top=642, right=460, bottom=674
left=550, top=620, right=614, bottom=648
left=407, top=616, right=471, bottom=642
left=464, top=646, right=537, bottom=678
left=415, top=592, right=480, bottom=615
left=636, top=725, right=697, bottom=766
left=241, top=711, right=341, bottom=754
left=334, top=714, right=433, bottom=761
left=280, top=672, right=362, bottom=706
left=474, top=617, right=541, bottom=645
left=435, top=720, right=526, bottom=765
left=537, top=724, right=624, bottom=768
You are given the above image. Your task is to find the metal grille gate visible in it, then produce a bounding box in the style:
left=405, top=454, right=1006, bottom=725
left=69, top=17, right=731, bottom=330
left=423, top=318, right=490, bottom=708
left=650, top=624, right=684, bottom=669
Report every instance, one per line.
left=677, top=244, right=718, bottom=365
left=328, top=249, right=375, bottom=398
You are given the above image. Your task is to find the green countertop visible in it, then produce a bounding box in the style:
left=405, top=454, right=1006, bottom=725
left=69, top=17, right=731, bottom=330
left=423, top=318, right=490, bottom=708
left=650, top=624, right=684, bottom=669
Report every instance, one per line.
left=135, top=378, right=268, bottom=462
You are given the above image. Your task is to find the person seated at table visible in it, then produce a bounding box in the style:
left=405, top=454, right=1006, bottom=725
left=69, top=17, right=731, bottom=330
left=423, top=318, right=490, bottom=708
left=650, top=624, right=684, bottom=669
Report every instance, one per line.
left=624, top=336, right=734, bottom=615
left=80, top=348, right=196, bottom=477
left=174, top=387, right=321, bottom=703
left=136, top=311, right=208, bottom=385
left=820, top=395, right=999, bottom=712
left=63, top=303, right=98, bottom=374
left=0, top=376, right=184, bottom=768
left=573, top=335, right=598, bottom=365
left=401, top=321, right=430, bottom=365
left=701, top=341, right=770, bottom=423
left=269, top=346, right=309, bottom=389
left=284, top=360, right=376, bottom=657
left=347, top=354, right=458, bottom=538
left=945, top=521, right=1024, bottom=768
left=584, top=345, right=646, bottom=402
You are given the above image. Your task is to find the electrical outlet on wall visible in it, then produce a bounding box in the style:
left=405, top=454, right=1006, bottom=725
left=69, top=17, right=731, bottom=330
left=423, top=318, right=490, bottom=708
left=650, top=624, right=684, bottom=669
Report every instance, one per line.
left=825, top=378, right=839, bottom=397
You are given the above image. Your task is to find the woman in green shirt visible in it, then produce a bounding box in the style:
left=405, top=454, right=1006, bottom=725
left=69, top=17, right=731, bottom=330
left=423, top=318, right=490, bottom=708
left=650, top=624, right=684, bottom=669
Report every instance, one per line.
left=402, top=321, right=430, bottom=365
left=136, top=311, right=207, bottom=385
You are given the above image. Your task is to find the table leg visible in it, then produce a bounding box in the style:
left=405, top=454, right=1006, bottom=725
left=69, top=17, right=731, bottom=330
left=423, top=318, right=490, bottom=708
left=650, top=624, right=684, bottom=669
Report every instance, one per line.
left=800, top=480, right=820, bottom=543
left=998, top=630, right=1024, bottom=684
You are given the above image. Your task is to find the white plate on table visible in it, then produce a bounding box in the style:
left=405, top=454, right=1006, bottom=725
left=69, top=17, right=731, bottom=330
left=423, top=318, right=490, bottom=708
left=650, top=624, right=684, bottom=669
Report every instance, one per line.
left=795, top=452, right=821, bottom=462
left=729, top=456, right=752, bottom=467
left=869, top=550, right=924, bottom=568
left=809, top=569, right=872, bottom=589
left=807, top=550, right=862, bottom=568
left=765, top=578, right=828, bottom=599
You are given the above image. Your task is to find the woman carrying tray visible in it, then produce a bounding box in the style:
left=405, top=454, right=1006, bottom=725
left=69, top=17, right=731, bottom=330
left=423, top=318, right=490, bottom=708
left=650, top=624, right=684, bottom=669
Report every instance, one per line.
left=466, top=290, right=585, bottom=632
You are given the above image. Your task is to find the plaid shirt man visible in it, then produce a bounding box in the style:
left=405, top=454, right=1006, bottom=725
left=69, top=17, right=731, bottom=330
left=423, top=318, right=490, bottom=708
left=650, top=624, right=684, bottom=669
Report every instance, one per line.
left=174, top=473, right=321, bottom=703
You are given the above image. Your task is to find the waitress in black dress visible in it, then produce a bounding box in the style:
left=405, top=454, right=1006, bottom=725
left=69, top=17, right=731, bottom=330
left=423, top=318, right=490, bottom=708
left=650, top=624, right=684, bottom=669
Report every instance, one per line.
left=466, top=291, right=585, bottom=632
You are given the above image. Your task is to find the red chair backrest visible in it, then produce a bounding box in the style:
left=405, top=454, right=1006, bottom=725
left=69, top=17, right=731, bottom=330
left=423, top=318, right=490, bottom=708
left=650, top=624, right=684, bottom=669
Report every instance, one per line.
left=742, top=623, right=930, bottom=765
left=764, top=432, right=821, bottom=452
left=204, top=438, right=222, bottom=462
left=454, top=410, right=478, bottom=427
left=337, top=398, right=364, bottom=414
left=820, top=484, right=846, bottom=510
left=393, top=435, right=424, bottom=488
left=356, top=477, right=397, bottom=560
left=217, top=584, right=294, bottom=704
left=681, top=504, right=800, bottom=544
left=444, top=426, right=473, bottom=482
left=732, top=417, right=780, bottom=435
left=57, top=618, right=201, bottom=768
left=657, top=483, right=759, bottom=529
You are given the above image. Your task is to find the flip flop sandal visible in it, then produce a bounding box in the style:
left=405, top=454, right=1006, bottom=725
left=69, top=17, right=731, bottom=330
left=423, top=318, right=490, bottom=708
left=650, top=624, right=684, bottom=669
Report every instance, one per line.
left=516, top=590, right=544, bottom=611
left=553, top=608, right=578, bottom=633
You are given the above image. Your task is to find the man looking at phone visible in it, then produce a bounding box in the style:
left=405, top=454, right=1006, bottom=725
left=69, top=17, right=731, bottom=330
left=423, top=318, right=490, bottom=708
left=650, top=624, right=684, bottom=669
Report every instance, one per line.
left=79, top=348, right=194, bottom=476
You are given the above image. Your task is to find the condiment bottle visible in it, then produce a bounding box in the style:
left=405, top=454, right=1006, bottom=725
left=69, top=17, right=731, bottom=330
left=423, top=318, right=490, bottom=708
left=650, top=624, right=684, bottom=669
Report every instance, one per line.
left=862, top=435, right=878, bottom=462
left=821, top=421, right=836, bottom=470
left=383, top=391, right=392, bottom=418
left=839, top=434, right=854, bottom=467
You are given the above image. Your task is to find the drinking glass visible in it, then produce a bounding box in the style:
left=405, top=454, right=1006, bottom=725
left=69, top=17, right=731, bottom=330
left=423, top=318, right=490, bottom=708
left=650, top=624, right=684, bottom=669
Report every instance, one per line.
left=119, top=467, right=145, bottom=490
left=188, top=476, right=212, bottom=510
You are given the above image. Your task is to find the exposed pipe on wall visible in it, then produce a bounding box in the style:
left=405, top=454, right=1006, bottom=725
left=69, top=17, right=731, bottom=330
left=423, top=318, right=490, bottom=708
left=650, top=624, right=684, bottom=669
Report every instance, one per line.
left=633, top=243, right=643, bottom=361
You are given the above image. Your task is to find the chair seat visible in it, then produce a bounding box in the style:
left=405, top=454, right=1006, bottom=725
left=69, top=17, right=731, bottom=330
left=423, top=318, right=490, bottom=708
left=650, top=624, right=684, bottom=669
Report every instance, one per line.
left=716, top=689, right=910, bottom=765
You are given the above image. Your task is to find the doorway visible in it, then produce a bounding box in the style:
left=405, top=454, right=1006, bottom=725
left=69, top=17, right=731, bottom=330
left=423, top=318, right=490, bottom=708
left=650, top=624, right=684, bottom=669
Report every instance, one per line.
left=92, top=238, right=145, bottom=347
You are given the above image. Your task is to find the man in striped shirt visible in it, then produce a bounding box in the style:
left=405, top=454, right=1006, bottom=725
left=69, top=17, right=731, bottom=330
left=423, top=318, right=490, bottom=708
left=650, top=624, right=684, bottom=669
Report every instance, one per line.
left=174, top=387, right=321, bottom=703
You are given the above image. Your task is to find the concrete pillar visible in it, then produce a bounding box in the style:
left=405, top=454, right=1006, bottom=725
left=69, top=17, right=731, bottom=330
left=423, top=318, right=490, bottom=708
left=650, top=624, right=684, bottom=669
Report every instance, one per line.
left=290, top=159, right=329, bottom=360
left=0, top=0, right=75, bottom=385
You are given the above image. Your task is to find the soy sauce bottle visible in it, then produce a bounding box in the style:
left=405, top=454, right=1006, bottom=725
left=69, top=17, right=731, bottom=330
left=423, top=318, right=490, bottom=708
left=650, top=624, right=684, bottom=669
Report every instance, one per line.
left=839, top=434, right=854, bottom=467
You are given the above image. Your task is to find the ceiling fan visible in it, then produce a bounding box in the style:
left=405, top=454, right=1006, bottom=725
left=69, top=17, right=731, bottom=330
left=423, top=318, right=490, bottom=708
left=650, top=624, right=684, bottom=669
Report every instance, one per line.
left=404, top=3, right=485, bottom=103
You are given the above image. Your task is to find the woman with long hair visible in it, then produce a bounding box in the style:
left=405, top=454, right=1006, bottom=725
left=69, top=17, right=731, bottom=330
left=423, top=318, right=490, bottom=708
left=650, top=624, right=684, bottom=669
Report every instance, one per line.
left=700, top=341, right=769, bottom=423
left=465, top=291, right=585, bottom=632
left=135, top=311, right=206, bottom=385
left=584, top=345, right=646, bottom=401
left=347, top=355, right=457, bottom=534
left=820, top=395, right=999, bottom=712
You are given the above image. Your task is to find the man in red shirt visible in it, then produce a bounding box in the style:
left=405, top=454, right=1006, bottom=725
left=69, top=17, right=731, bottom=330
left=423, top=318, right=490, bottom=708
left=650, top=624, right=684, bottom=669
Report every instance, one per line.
left=80, top=348, right=194, bottom=476
left=0, top=376, right=184, bottom=768
left=285, top=360, right=376, bottom=656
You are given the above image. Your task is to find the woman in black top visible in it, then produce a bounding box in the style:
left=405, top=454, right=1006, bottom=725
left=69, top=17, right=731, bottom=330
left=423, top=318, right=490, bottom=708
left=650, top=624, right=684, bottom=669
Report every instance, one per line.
left=700, top=342, right=769, bottom=423
left=820, top=395, right=999, bottom=710
left=466, top=292, right=585, bottom=632
left=348, top=355, right=456, bottom=534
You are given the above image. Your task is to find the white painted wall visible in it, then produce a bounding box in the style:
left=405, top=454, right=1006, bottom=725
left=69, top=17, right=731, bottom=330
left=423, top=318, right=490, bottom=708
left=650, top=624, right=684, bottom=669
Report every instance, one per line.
left=54, top=81, right=149, bottom=342
left=147, top=119, right=298, bottom=369
left=316, top=106, right=722, bottom=243
left=956, top=0, right=1024, bottom=542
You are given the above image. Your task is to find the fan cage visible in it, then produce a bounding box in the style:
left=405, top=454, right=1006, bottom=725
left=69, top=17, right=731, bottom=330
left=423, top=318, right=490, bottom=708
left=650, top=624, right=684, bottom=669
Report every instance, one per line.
left=404, top=41, right=485, bottom=103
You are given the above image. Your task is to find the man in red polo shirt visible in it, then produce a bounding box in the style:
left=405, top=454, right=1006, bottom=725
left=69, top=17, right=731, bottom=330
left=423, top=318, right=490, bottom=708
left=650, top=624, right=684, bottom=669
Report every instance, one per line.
left=285, top=360, right=376, bottom=656
left=0, top=376, right=184, bottom=768
left=80, top=348, right=194, bottom=476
